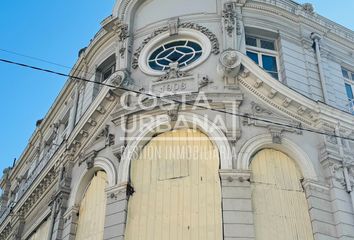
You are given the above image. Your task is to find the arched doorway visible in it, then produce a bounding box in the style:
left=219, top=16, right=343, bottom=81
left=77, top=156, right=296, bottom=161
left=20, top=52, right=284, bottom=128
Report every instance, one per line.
left=75, top=171, right=108, bottom=240
left=251, top=149, right=314, bottom=240
left=125, top=129, right=223, bottom=240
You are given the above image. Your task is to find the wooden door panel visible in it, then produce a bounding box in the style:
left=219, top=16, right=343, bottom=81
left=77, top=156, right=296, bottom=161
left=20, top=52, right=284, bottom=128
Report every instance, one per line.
left=76, top=171, right=108, bottom=240
left=125, top=129, right=222, bottom=240
left=252, top=149, right=314, bottom=240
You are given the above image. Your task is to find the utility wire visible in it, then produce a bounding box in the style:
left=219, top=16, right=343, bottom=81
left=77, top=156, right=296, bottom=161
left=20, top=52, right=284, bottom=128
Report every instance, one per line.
left=0, top=48, right=97, bottom=77
left=0, top=48, right=73, bottom=70
left=1, top=57, right=354, bottom=142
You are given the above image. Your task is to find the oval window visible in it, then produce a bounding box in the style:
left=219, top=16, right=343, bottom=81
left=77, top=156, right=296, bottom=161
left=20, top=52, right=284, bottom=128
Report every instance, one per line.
left=147, top=40, right=203, bottom=71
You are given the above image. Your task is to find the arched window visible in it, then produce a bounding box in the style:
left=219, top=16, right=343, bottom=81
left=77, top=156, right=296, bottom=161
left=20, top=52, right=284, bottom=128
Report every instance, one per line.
left=75, top=171, right=108, bottom=240
left=251, top=149, right=314, bottom=240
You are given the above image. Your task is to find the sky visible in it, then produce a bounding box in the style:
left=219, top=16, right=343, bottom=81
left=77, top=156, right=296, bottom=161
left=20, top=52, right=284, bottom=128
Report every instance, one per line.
left=0, top=0, right=353, bottom=175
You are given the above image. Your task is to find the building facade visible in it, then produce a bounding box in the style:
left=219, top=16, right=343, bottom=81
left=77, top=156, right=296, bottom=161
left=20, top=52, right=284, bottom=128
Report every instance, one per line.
left=1, top=0, right=354, bottom=239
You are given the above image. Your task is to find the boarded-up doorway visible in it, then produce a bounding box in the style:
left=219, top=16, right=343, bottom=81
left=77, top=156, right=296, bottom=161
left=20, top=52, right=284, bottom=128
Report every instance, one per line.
left=251, top=149, right=314, bottom=240
left=125, top=129, right=222, bottom=240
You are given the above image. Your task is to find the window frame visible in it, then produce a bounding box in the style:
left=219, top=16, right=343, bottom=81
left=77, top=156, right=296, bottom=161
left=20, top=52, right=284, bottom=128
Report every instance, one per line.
left=245, top=35, right=281, bottom=80
left=100, top=63, right=116, bottom=83
left=342, top=67, right=354, bottom=114
left=138, top=30, right=212, bottom=76
left=147, top=39, right=203, bottom=71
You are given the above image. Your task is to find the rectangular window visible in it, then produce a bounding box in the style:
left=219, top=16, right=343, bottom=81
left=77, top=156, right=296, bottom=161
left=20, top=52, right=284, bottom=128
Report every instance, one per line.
left=345, top=83, right=354, bottom=100
left=342, top=67, right=350, bottom=79
left=343, top=66, right=354, bottom=114
left=246, top=35, right=279, bottom=80
left=93, top=55, right=116, bottom=100
left=102, top=65, right=115, bottom=82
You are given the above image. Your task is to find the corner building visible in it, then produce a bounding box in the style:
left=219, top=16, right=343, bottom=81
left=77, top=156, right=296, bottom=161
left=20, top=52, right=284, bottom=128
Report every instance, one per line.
left=1, top=0, right=354, bottom=239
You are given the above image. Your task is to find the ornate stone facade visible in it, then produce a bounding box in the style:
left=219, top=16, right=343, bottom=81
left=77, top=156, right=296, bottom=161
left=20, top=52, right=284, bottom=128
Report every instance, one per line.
left=1, top=0, right=354, bottom=239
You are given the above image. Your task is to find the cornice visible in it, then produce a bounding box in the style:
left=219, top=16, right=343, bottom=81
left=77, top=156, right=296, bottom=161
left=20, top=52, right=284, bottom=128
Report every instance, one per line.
left=238, top=52, right=354, bottom=129
left=3, top=21, right=118, bottom=182
left=7, top=81, right=76, bottom=183
left=245, top=0, right=354, bottom=46
left=0, top=75, right=121, bottom=226
left=110, top=92, right=242, bottom=124
left=18, top=169, right=57, bottom=218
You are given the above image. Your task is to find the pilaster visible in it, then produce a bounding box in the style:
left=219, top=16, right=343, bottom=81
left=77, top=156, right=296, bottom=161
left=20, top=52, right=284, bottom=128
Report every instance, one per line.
left=221, top=0, right=247, bottom=52
left=103, top=183, right=129, bottom=240
left=321, top=158, right=354, bottom=239
left=61, top=206, right=79, bottom=240
left=50, top=158, right=74, bottom=240
left=303, top=179, right=337, bottom=240
left=220, top=169, right=255, bottom=239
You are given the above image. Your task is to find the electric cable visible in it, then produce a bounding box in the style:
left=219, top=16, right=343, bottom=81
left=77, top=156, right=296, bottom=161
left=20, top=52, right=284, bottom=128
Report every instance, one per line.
left=1, top=57, right=354, bottom=142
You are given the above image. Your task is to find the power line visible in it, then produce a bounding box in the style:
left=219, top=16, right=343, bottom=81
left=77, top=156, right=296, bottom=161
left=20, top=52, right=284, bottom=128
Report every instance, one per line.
left=0, top=48, right=73, bottom=70
left=1, top=47, right=349, bottom=112
left=0, top=48, right=97, bottom=77
left=1, top=57, right=354, bottom=142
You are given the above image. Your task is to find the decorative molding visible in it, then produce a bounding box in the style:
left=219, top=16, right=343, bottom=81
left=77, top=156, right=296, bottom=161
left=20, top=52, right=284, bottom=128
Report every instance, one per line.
left=282, top=97, right=292, bottom=108
left=167, top=104, right=181, bottom=122
left=219, top=169, right=251, bottom=183
left=102, top=17, right=129, bottom=57
left=269, top=127, right=283, bottom=144
left=0, top=223, right=11, bottom=240
left=301, top=3, right=314, bottom=15
left=218, top=50, right=242, bottom=79
left=178, top=22, right=220, bottom=55
left=87, top=118, right=97, bottom=127
left=132, top=26, right=169, bottom=69
left=79, top=130, right=89, bottom=138
left=302, top=179, right=330, bottom=193
left=96, top=105, right=106, bottom=115
left=223, top=2, right=236, bottom=37
left=108, top=71, right=127, bottom=87
left=157, top=63, right=190, bottom=82
left=18, top=168, right=57, bottom=217
left=112, top=144, right=126, bottom=162
left=95, top=125, right=115, bottom=147
left=198, top=75, right=213, bottom=90
left=327, top=161, right=346, bottom=186
left=250, top=102, right=272, bottom=115
left=168, top=17, right=179, bottom=36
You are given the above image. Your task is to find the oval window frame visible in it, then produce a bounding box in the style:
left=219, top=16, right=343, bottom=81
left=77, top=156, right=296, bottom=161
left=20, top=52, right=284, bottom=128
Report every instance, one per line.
left=138, top=29, right=212, bottom=76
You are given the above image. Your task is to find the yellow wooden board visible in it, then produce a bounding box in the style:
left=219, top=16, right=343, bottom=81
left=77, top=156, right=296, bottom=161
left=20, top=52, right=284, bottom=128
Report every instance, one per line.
left=76, top=171, right=108, bottom=240
left=125, top=129, right=222, bottom=240
left=251, top=149, right=314, bottom=240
